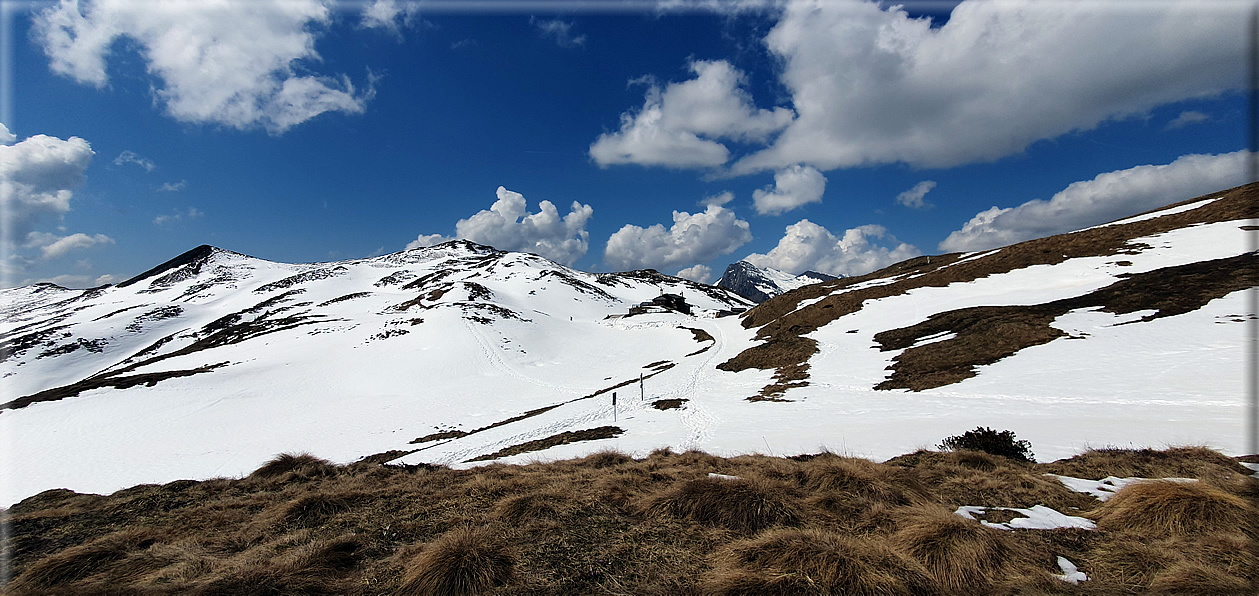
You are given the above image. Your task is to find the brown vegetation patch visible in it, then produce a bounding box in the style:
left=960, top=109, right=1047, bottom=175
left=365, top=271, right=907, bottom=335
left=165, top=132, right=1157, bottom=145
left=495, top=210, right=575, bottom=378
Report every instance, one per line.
left=317, top=292, right=372, bottom=307
left=1089, top=480, right=1256, bottom=537
left=891, top=506, right=1029, bottom=592
left=1, top=361, right=229, bottom=411
left=412, top=430, right=470, bottom=443
left=467, top=426, right=625, bottom=462
left=875, top=251, right=1259, bottom=390
left=250, top=453, right=340, bottom=482
left=7, top=445, right=1256, bottom=594
left=723, top=183, right=1259, bottom=395
left=411, top=405, right=561, bottom=445
left=1045, top=446, right=1254, bottom=480
left=645, top=476, right=801, bottom=533
left=651, top=398, right=688, bottom=410
left=397, top=526, right=514, bottom=596
left=705, top=528, right=938, bottom=595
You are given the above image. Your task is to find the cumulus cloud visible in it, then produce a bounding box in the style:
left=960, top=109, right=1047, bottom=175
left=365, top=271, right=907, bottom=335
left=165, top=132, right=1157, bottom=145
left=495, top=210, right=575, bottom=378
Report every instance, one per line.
left=752, top=164, right=826, bottom=215
left=33, top=0, right=373, bottom=134
left=0, top=129, right=95, bottom=241
left=896, top=180, right=936, bottom=209
left=406, top=233, right=453, bottom=250
left=746, top=220, right=921, bottom=277
left=531, top=17, right=586, bottom=48
left=676, top=264, right=713, bottom=284
left=603, top=204, right=752, bottom=272
left=589, top=60, right=794, bottom=169
left=425, top=186, right=595, bottom=265
left=27, top=232, right=114, bottom=260
left=728, top=0, right=1248, bottom=173
left=938, top=150, right=1253, bottom=252
left=158, top=180, right=187, bottom=192
left=113, top=150, right=154, bottom=172
left=0, top=123, right=15, bottom=145
left=1165, top=110, right=1210, bottom=130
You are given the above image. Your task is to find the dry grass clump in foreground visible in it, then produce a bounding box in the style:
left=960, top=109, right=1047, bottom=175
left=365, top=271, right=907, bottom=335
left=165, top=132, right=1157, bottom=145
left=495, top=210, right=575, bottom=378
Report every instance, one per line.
left=396, top=527, right=514, bottom=596
left=1088, top=480, right=1256, bottom=537
left=4, top=445, right=1257, bottom=594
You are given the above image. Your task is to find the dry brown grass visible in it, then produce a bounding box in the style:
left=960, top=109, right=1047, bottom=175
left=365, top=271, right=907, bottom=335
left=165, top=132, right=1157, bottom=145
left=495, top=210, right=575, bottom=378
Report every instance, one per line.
left=644, top=476, right=802, bottom=533
left=396, top=526, right=514, bottom=596
left=5, top=445, right=1257, bottom=594
left=1088, top=480, right=1256, bottom=537
left=704, top=528, right=938, bottom=595
left=891, top=505, right=1028, bottom=592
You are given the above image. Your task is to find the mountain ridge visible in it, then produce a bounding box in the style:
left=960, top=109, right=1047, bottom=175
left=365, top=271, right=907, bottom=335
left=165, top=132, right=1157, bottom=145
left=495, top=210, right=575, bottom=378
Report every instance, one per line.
left=1, top=183, right=1253, bottom=506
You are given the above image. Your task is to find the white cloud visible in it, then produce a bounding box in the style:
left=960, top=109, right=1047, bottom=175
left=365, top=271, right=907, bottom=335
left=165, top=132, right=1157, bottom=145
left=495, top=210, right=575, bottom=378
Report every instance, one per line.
left=896, top=180, right=936, bottom=209
left=676, top=264, right=713, bottom=284
left=113, top=150, right=154, bottom=172
left=729, top=0, right=1248, bottom=173
left=530, top=17, right=586, bottom=48
left=604, top=204, right=752, bottom=272
left=1165, top=110, right=1210, bottom=130
left=939, top=150, right=1253, bottom=252
left=589, top=60, right=794, bottom=169
left=445, top=186, right=594, bottom=266
left=158, top=180, right=187, bottom=192
left=33, top=0, right=373, bottom=134
left=360, top=0, right=421, bottom=33
left=0, top=131, right=94, bottom=241
left=153, top=207, right=204, bottom=225
left=0, top=123, right=15, bottom=145
left=752, top=164, right=826, bottom=215
left=95, top=273, right=120, bottom=286
left=28, top=232, right=114, bottom=260
left=746, top=220, right=920, bottom=277
left=701, top=191, right=735, bottom=207
left=406, top=233, right=453, bottom=250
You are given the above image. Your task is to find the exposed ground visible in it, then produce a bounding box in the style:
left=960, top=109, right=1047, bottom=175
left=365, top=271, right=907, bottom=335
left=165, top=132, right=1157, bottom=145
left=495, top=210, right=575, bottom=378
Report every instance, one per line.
left=4, top=446, right=1255, bottom=594
left=719, top=182, right=1259, bottom=398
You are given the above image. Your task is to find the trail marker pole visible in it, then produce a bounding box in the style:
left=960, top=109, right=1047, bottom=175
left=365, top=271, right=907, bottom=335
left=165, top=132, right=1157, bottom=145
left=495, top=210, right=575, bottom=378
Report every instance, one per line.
left=612, top=392, right=617, bottom=422
left=640, top=373, right=644, bottom=401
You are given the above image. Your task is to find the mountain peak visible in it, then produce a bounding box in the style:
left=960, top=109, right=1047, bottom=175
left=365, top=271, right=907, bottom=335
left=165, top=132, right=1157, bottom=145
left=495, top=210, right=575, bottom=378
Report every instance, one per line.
left=715, top=260, right=839, bottom=303
left=116, top=245, right=222, bottom=289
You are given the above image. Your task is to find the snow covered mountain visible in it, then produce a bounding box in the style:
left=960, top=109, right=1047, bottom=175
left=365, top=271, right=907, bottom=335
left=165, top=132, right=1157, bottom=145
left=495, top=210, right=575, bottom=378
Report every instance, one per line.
left=2, top=183, right=1255, bottom=506
left=716, top=261, right=839, bottom=303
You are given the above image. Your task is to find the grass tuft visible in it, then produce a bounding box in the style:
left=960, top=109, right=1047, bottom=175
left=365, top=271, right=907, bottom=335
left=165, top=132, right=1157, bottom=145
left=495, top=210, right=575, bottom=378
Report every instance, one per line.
left=397, top=526, right=514, bottom=596
left=250, top=452, right=339, bottom=481
left=1089, top=480, right=1256, bottom=537
left=891, top=505, right=1022, bottom=592
left=705, top=528, right=938, bottom=595
left=645, top=476, right=801, bottom=533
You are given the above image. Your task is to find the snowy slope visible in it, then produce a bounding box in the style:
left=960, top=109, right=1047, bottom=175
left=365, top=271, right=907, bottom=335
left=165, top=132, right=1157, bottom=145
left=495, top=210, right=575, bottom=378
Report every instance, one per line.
left=2, top=184, right=1255, bottom=506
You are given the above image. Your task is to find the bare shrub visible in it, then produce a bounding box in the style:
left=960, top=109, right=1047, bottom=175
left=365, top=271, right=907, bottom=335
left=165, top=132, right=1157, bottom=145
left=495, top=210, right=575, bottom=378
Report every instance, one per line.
left=704, top=528, right=938, bottom=595
left=645, top=476, right=801, bottom=533
left=397, top=526, right=514, bottom=595
left=1090, top=480, right=1255, bottom=537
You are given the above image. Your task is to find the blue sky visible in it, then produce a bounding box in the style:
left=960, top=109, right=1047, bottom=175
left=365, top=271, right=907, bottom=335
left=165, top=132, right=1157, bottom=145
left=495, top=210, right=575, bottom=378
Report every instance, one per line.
left=0, top=0, right=1252, bottom=288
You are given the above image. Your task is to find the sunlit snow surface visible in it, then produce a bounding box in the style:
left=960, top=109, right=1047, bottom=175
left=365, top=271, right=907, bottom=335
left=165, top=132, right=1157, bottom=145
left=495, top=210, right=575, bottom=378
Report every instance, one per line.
left=0, top=204, right=1252, bottom=506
